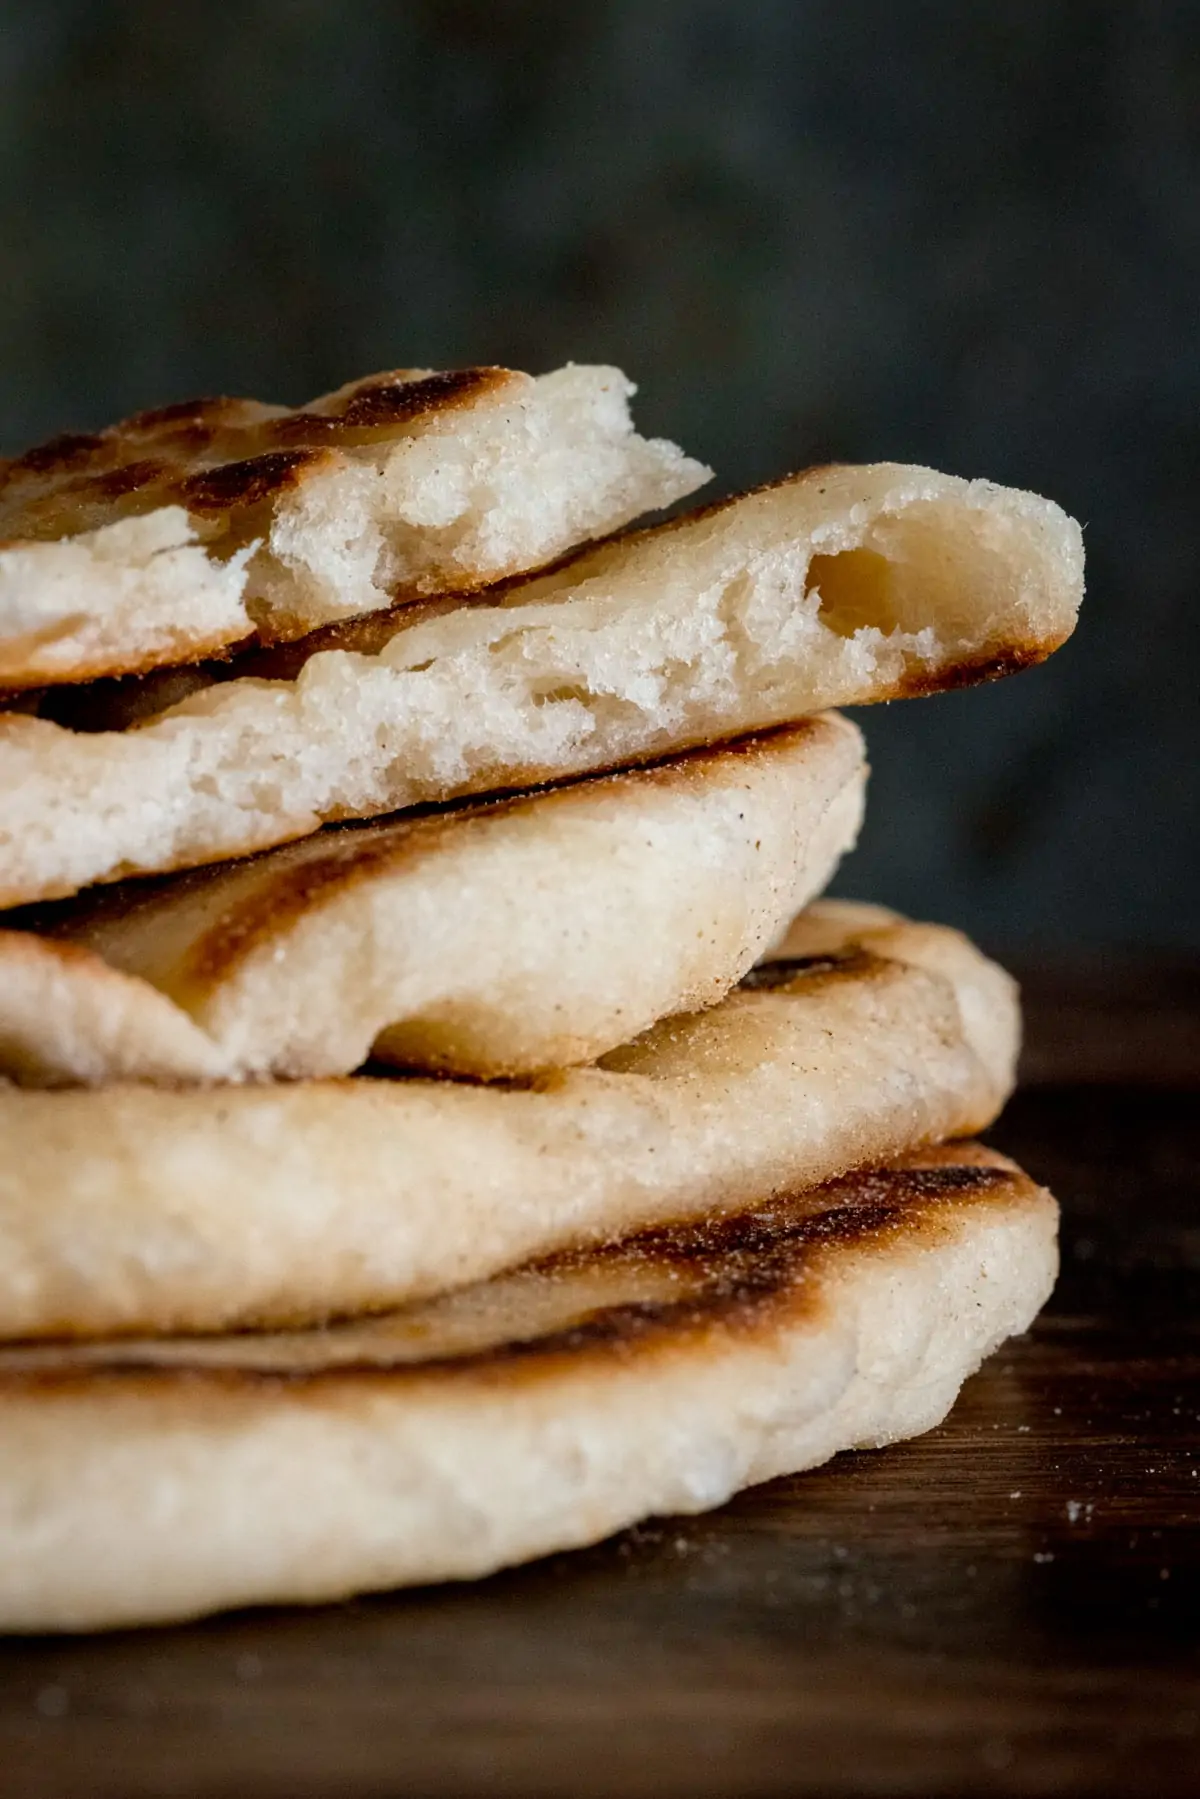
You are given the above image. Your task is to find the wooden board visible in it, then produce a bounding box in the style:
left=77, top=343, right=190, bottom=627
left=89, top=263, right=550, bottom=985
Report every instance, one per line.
left=1, top=969, right=1198, bottom=1798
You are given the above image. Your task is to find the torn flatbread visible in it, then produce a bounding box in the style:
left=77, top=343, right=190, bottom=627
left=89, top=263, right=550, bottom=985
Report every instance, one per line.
left=0, top=462, right=1083, bottom=905
left=0, top=364, right=707, bottom=687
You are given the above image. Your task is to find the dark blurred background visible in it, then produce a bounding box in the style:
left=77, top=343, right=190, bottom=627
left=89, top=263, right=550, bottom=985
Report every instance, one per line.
left=1, top=0, right=1196, bottom=952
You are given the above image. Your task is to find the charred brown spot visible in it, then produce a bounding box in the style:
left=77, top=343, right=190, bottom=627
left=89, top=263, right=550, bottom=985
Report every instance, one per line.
left=235, top=592, right=465, bottom=670
left=336, top=367, right=510, bottom=428
left=622, top=720, right=826, bottom=790
left=152, top=422, right=221, bottom=457
left=179, top=449, right=327, bottom=514
left=434, top=1161, right=1021, bottom=1373
left=74, top=458, right=172, bottom=501
left=568, top=1161, right=1014, bottom=1282
left=740, top=950, right=871, bottom=991
left=243, top=370, right=513, bottom=449
left=121, top=397, right=235, bottom=432
left=445, top=1159, right=1019, bottom=1373
left=891, top=641, right=1061, bottom=699
left=7, top=432, right=107, bottom=477
left=174, top=830, right=425, bottom=990
left=262, top=411, right=356, bottom=446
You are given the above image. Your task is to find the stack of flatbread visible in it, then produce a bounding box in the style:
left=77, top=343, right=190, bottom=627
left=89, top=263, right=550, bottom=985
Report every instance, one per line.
left=0, top=363, right=1082, bottom=1632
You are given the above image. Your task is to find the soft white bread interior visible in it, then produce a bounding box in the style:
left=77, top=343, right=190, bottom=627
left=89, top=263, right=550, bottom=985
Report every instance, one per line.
left=0, top=462, right=1083, bottom=905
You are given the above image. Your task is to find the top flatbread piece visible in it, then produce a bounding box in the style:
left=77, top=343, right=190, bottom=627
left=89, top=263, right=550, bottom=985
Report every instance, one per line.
left=0, top=364, right=708, bottom=685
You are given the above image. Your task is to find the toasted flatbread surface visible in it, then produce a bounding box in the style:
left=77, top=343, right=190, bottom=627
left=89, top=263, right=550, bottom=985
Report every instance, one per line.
left=0, top=717, right=865, bottom=1085
left=0, top=365, right=707, bottom=687
left=0, top=1144, right=1058, bottom=1633
left=0, top=461, right=1083, bottom=906
left=0, top=904, right=1019, bottom=1339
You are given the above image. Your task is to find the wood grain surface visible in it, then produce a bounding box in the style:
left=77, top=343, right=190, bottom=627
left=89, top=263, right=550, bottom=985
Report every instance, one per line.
left=1, top=966, right=1198, bottom=1799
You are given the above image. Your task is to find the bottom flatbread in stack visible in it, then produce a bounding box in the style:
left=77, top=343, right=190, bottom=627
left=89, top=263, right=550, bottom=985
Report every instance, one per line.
left=0, top=1143, right=1056, bottom=1632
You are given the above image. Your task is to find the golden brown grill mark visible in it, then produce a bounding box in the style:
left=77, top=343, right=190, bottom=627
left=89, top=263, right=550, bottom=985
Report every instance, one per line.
left=637, top=1161, right=1014, bottom=1273
left=256, top=374, right=510, bottom=449
left=0, top=368, right=518, bottom=542
left=891, top=640, right=1061, bottom=698
left=261, top=412, right=360, bottom=445
left=340, top=368, right=508, bottom=426
left=0, top=1155, right=1025, bottom=1398
left=154, top=422, right=221, bottom=456
left=497, top=1161, right=1018, bottom=1362
left=178, top=449, right=332, bottom=514
left=81, top=460, right=173, bottom=502
left=4, top=432, right=108, bottom=480
left=174, top=830, right=428, bottom=990
left=121, top=397, right=235, bottom=432
left=169, top=775, right=635, bottom=987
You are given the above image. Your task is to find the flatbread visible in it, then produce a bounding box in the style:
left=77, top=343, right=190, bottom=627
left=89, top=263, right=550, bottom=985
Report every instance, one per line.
left=0, top=461, right=1083, bottom=905
left=0, top=904, right=1019, bottom=1339
left=0, top=364, right=707, bottom=687
left=0, top=717, right=865, bottom=1085
left=762, top=897, right=1012, bottom=1069
left=0, top=1144, right=1058, bottom=1632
